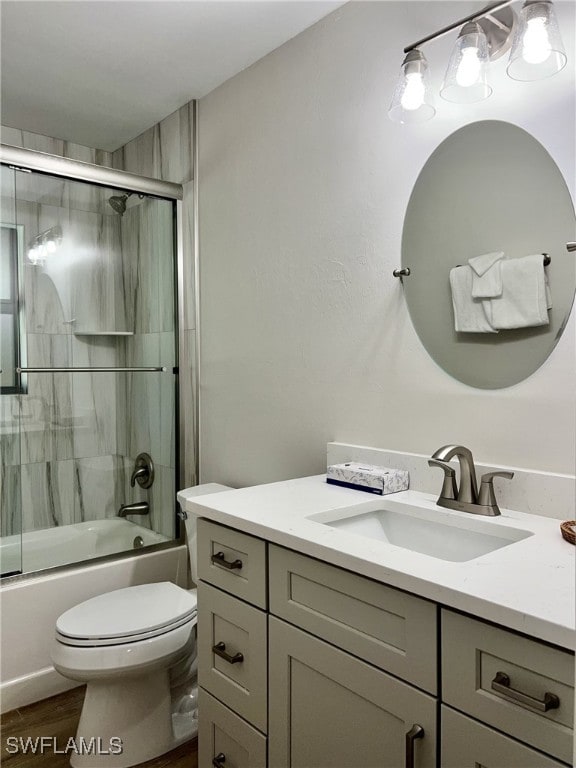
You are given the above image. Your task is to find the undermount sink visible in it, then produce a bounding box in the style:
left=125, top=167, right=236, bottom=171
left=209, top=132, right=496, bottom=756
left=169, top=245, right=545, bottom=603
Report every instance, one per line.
left=314, top=501, right=533, bottom=562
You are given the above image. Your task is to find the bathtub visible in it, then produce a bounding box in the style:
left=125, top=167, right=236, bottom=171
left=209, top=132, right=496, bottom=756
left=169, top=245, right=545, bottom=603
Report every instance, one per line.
left=1, top=519, right=169, bottom=576
left=0, top=522, right=188, bottom=713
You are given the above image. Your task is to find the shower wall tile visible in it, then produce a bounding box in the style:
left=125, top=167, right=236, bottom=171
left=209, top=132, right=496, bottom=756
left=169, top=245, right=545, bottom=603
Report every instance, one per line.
left=71, top=336, right=119, bottom=459
left=120, top=200, right=174, bottom=334
left=23, top=333, right=74, bottom=464
left=1, top=124, right=112, bottom=166
left=0, top=396, right=21, bottom=468
left=180, top=330, right=197, bottom=488
left=70, top=208, right=125, bottom=333
left=113, top=102, right=193, bottom=184
left=182, top=180, right=196, bottom=330
left=75, top=455, right=122, bottom=521
left=0, top=464, right=21, bottom=537
left=20, top=460, right=78, bottom=533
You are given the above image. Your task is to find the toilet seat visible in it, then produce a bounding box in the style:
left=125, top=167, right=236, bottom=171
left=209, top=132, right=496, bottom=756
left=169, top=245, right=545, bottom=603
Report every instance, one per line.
left=55, top=582, right=197, bottom=648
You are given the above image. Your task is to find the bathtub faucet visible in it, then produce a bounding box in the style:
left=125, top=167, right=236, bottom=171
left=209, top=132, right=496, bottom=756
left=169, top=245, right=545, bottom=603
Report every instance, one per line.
left=118, top=501, right=149, bottom=518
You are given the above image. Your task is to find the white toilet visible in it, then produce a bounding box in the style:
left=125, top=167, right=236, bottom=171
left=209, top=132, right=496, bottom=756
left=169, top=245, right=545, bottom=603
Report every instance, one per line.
left=51, top=483, right=231, bottom=768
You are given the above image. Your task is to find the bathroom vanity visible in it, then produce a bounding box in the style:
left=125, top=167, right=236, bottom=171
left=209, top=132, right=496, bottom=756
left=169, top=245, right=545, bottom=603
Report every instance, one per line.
left=179, top=476, right=575, bottom=768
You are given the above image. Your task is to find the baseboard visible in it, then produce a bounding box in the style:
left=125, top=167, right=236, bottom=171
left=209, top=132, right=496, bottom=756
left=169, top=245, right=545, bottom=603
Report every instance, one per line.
left=1, top=666, right=80, bottom=714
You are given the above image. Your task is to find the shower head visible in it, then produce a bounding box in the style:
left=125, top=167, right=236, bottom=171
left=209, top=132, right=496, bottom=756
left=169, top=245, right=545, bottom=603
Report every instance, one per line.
left=108, top=192, right=133, bottom=215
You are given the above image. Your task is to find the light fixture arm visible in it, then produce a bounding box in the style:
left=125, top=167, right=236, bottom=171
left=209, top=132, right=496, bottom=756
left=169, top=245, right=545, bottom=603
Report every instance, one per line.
left=404, top=0, right=515, bottom=53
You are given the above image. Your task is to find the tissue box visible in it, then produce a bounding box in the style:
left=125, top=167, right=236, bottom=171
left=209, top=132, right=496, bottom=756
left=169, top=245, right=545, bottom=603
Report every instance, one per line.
left=326, top=462, right=409, bottom=495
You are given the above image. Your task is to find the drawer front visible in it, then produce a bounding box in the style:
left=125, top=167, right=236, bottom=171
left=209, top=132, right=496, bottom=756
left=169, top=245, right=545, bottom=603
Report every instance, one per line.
left=441, top=706, right=567, bottom=768
left=442, top=609, right=574, bottom=764
left=198, top=581, right=267, bottom=732
left=197, top=519, right=267, bottom=609
left=269, top=545, right=437, bottom=693
left=198, top=688, right=267, bottom=768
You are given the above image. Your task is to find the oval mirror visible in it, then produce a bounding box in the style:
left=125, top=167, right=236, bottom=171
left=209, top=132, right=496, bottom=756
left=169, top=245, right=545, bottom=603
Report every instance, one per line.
left=401, top=120, right=575, bottom=389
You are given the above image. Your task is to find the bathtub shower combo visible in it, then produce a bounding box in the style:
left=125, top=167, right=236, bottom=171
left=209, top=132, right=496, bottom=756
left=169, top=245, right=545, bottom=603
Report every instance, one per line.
left=0, top=145, right=191, bottom=579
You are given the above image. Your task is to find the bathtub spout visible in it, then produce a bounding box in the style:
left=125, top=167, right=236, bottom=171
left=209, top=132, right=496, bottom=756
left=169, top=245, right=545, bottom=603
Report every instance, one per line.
left=118, top=501, right=149, bottom=518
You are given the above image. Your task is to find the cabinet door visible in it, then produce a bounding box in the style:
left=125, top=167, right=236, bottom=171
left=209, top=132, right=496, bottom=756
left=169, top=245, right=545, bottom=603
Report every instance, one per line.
left=198, top=688, right=266, bottom=768
left=268, top=616, right=436, bottom=768
left=441, top=706, right=566, bottom=768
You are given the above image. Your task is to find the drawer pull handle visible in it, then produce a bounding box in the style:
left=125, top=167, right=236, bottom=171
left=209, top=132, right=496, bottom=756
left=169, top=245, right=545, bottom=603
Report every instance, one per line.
left=213, top=641, right=244, bottom=665
left=212, top=753, right=226, bottom=768
left=491, top=672, right=560, bottom=712
left=405, top=724, right=424, bottom=768
left=211, top=551, right=243, bottom=570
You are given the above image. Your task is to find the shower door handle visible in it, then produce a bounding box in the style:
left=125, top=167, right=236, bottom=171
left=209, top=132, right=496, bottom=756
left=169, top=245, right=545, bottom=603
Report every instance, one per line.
left=17, top=367, right=167, bottom=373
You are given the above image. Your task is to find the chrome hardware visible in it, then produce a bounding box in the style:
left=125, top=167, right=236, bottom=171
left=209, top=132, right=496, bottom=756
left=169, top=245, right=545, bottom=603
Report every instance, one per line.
left=133, top=536, right=145, bottom=549
left=177, top=508, right=188, bottom=521
left=405, top=724, right=424, bottom=768
left=212, top=641, right=244, bottom=665
left=212, top=754, right=226, bottom=768
left=131, top=452, right=154, bottom=489
left=117, top=501, right=149, bottom=518
left=491, top=671, right=560, bottom=712
left=393, top=267, right=411, bottom=278
left=427, top=459, right=457, bottom=500
left=17, top=366, right=166, bottom=373
left=566, top=242, right=576, bottom=252
left=430, top=445, right=513, bottom=516
left=211, top=551, right=243, bottom=570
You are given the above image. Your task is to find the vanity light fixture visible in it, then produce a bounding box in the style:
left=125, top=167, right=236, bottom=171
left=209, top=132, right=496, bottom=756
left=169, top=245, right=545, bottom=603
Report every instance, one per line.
left=389, top=0, right=567, bottom=123
left=388, top=49, right=436, bottom=124
left=440, top=22, right=492, bottom=103
left=507, top=0, right=567, bottom=80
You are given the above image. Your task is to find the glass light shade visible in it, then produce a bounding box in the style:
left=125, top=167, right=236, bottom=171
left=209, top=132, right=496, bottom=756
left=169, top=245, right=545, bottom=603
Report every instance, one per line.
left=389, top=50, right=435, bottom=124
left=441, top=22, right=492, bottom=103
left=507, top=0, right=567, bottom=80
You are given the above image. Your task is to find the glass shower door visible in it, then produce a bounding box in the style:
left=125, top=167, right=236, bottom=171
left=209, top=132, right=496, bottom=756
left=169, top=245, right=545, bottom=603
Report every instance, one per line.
left=1, top=163, right=178, bottom=576
left=0, top=164, right=23, bottom=576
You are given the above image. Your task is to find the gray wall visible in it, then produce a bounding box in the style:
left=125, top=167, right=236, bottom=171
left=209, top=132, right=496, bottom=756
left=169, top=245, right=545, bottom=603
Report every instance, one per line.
left=196, top=1, right=576, bottom=486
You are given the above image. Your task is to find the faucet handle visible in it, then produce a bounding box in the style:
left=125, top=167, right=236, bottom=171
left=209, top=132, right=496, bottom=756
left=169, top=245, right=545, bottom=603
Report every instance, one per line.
left=478, top=471, right=514, bottom=513
left=428, top=459, right=458, bottom=500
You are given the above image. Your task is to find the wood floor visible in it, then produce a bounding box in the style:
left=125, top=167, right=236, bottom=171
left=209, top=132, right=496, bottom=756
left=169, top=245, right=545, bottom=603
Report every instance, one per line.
left=1, top=687, right=198, bottom=768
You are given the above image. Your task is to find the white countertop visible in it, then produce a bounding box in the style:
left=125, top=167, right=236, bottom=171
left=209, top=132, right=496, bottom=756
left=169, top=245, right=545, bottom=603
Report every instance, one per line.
left=178, top=475, right=575, bottom=650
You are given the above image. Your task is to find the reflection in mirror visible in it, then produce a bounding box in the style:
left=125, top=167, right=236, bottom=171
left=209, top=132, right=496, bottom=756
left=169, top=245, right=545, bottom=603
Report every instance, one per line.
left=401, top=120, right=576, bottom=389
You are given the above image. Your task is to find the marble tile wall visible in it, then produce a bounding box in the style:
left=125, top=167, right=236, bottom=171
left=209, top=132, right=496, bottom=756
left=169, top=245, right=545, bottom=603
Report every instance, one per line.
left=113, top=101, right=198, bottom=493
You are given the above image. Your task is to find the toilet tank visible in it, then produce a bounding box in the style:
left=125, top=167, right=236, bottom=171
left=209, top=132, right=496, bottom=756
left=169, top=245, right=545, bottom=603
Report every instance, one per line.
left=178, top=484, right=233, bottom=584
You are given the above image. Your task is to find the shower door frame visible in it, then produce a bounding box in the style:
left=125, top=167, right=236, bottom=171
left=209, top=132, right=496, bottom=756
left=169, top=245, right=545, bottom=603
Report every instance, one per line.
left=0, top=137, right=197, bottom=580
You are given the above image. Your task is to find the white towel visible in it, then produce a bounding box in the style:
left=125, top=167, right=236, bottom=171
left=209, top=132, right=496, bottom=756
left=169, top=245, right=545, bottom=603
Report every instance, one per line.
left=469, top=251, right=504, bottom=298
left=487, top=254, right=550, bottom=330
left=449, top=266, right=497, bottom=333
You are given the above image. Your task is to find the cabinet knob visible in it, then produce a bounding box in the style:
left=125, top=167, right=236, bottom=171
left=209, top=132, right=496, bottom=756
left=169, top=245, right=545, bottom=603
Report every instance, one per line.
left=405, top=724, right=424, bottom=768
left=212, top=753, right=226, bottom=768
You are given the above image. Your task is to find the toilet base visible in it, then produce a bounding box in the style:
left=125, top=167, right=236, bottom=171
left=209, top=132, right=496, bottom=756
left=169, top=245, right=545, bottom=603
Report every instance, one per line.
left=70, top=671, right=196, bottom=768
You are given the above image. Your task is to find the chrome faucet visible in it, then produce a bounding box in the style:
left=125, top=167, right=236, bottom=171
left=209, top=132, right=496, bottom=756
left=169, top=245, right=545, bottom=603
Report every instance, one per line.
left=428, top=444, right=513, bottom=516
left=118, top=501, right=149, bottom=518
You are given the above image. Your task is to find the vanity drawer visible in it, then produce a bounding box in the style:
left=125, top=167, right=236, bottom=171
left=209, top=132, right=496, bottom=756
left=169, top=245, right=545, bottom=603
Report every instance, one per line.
left=198, top=688, right=267, bottom=768
left=441, top=706, right=567, bottom=768
left=197, top=519, right=267, bottom=609
left=441, top=609, right=574, bottom=764
left=198, top=581, right=268, bottom=732
left=269, top=545, right=437, bottom=693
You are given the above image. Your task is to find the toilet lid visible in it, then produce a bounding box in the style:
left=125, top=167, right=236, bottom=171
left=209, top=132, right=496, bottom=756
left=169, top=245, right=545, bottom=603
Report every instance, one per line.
left=56, top=583, right=197, bottom=642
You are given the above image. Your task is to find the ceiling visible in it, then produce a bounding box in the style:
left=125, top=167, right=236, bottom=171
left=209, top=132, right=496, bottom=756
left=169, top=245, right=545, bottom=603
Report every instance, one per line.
left=0, top=1, right=345, bottom=151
